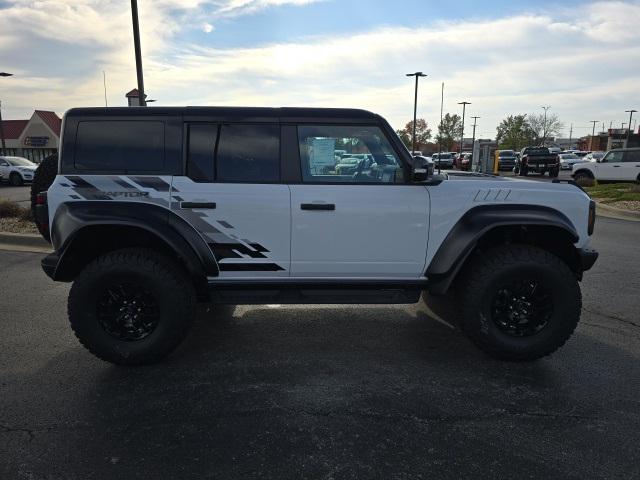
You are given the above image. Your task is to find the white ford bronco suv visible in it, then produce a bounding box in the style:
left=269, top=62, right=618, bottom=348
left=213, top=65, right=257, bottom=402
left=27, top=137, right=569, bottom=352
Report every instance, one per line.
left=35, top=107, right=598, bottom=365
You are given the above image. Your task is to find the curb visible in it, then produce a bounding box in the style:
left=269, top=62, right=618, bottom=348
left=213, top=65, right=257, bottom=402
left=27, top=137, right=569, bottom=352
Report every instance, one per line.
left=595, top=201, right=640, bottom=222
left=0, top=232, right=52, bottom=253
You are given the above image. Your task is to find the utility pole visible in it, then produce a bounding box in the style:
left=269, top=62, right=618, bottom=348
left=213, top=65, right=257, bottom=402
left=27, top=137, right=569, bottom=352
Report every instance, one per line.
left=569, top=123, right=573, bottom=149
left=405, top=72, right=427, bottom=154
left=130, top=0, right=146, bottom=106
left=0, top=72, right=13, bottom=151
left=541, top=106, right=551, bottom=146
left=458, top=101, right=471, bottom=153
left=0, top=100, right=5, bottom=151
left=625, top=109, right=637, bottom=147
left=589, top=120, right=598, bottom=151
left=103, top=71, right=108, bottom=107
left=470, top=116, right=479, bottom=168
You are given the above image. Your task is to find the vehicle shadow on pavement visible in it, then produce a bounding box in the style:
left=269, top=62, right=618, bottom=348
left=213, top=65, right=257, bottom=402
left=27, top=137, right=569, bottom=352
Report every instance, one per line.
left=6, top=304, right=639, bottom=480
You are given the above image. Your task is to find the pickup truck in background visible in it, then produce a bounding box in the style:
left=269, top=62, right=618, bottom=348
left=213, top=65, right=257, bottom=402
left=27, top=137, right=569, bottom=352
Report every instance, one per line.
left=514, top=147, right=560, bottom=177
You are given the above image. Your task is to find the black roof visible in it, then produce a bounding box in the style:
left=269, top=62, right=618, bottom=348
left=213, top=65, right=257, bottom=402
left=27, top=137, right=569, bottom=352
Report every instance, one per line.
left=65, top=106, right=381, bottom=123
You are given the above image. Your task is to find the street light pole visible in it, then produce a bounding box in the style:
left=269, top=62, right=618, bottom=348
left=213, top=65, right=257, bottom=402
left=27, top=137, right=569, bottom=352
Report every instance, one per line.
left=0, top=72, right=13, bottom=151
left=625, top=109, right=637, bottom=146
left=541, top=106, right=551, bottom=146
left=405, top=72, right=427, bottom=154
left=130, top=0, right=146, bottom=106
left=458, top=101, right=471, bottom=154
left=470, top=116, right=479, bottom=168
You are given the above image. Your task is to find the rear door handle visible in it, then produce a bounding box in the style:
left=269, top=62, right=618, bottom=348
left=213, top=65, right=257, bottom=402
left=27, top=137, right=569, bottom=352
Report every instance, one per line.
left=300, top=203, right=335, bottom=211
left=180, top=201, right=216, bottom=209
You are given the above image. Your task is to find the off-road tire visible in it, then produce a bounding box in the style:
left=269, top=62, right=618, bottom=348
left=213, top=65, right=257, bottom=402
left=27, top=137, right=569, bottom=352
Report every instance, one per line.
left=518, top=166, right=528, bottom=176
left=573, top=170, right=593, bottom=184
left=549, top=167, right=559, bottom=178
left=10, top=172, right=23, bottom=186
left=68, top=248, right=196, bottom=365
left=30, top=153, right=58, bottom=242
left=456, top=245, right=581, bottom=361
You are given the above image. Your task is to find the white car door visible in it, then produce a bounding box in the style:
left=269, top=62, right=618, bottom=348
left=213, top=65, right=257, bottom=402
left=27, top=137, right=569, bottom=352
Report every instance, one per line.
left=289, top=124, right=430, bottom=278
left=622, top=150, right=640, bottom=181
left=172, top=123, right=291, bottom=278
left=597, top=150, right=625, bottom=180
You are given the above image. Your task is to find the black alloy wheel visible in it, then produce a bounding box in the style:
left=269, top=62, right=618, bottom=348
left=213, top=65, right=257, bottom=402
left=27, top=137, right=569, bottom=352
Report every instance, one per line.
left=491, top=280, right=553, bottom=337
left=97, top=282, right=160, bottom=341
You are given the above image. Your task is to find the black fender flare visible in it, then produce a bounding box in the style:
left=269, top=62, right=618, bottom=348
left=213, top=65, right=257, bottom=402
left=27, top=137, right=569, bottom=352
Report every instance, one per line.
left=426, top=204, right=579, bottom=294
left=43, top=201, right=219, bottom=282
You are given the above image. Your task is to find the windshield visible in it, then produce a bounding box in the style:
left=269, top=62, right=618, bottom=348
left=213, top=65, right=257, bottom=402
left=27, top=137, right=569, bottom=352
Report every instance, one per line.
left=499, top=151, right=514, bottom=157
left=5, top=157, right=36, bottom=167
left=434, top=153, right=453, bottom=160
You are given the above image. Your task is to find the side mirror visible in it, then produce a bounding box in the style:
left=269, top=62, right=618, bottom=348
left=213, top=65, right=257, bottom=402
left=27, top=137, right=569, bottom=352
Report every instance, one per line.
left=412, top=167, right=428, bottom=182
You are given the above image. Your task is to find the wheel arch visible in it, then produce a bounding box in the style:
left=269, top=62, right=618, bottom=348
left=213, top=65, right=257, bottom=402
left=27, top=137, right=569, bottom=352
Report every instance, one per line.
left=426, top=204, right=581, bottom=295
left=573, top=168, right=594, bottom=178
left=42, top=202, right=219, bottom=289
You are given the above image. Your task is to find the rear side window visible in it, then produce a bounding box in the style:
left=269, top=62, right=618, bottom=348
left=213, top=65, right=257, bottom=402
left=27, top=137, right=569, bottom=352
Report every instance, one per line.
left=624, top=150, right=640, bottom=162
left=74, top=121, right=164, bottom=171
left=216, top=124, right=280, bottom=182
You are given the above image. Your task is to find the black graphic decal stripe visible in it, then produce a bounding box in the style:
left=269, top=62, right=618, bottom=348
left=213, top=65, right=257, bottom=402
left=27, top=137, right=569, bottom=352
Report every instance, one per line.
left=209, top=243, right=267, bottom=259
left=128, top=176, right=171, bottom=192
left=219, top=263, right=285, bottom=272
left=218, top=220, right=234, bottom=229
left=65, top=176, right=112, bottom=200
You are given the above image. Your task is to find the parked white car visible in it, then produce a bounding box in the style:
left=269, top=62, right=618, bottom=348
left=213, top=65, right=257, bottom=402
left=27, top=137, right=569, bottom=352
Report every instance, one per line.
left=558, top=153, right=582, bottom=170
left=572, top=148, right=640, bottom=182
left=0, top=156, right=37, bottom=186
left=584, top=151, right=605, bottom=162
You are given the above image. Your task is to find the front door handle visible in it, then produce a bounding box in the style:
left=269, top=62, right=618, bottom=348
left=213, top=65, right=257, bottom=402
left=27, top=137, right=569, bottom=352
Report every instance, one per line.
left=180, top=201, right=216, bottom=209
left=301, top=203, right=335, bottom=211
left=613, top=165, right=621, bottom=168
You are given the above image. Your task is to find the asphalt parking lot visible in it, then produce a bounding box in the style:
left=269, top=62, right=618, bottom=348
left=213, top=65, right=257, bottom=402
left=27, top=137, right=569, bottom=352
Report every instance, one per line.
left=1, top=215, right=638, bottom=479
left=0, top=184, right=30, bottom=206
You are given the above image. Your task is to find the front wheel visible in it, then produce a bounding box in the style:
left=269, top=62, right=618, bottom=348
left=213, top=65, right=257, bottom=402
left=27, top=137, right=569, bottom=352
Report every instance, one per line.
left=68, top=248, right=196, bottom=365
left=518, top=166, right=528, bottom=176
left=456, top=245, right=581, bottom=361
left=10, top=172, right=23, bottom=186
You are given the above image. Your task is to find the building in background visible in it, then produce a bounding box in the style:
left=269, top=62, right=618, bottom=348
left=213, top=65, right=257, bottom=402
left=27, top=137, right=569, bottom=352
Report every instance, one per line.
left=580, top=129, right=640, bottom=151
left=126, top=88, right=148, bottom=106
left=0, top=110, right=61, bottom=162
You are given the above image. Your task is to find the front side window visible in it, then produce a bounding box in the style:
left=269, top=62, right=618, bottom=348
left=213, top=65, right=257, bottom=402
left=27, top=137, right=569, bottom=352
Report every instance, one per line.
left=216, top=124, right=280, bottom=182
left=75, top=121, right=165, bottom=171
left=603, top=151, right=624, bottom=163
left=297, top=125, right=403, bottom=183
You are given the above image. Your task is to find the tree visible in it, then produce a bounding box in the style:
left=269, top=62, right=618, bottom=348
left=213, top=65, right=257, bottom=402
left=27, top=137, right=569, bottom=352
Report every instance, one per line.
left=527, top=113, right=564, bottom=146
left=495, top=114, right=535, bottom=150
left=435, top=113, right=462, bottom=151
left=396, top=118, right=432, bottom=150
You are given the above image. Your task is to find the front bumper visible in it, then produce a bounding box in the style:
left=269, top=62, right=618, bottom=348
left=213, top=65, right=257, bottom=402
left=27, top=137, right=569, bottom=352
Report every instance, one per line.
left=578, top=248, right=598, bottom=271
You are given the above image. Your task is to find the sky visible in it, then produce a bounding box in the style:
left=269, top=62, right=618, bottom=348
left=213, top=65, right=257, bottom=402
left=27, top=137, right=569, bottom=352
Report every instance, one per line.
left=0, top=0, right=639, bottom=139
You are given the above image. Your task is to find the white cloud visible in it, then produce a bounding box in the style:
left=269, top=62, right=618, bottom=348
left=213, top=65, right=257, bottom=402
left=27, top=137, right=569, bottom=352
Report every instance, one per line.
left=202, top=23, right=215, bottom=33
left=0, top=1, right=638, bottom=138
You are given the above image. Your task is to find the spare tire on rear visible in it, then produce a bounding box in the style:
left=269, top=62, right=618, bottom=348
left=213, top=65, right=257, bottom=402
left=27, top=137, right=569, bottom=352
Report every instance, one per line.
left=30, top=153, right=58, bottom=243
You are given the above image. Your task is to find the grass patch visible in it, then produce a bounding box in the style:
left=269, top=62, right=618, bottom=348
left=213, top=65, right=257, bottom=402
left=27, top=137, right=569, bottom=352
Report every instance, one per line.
left=584, top=183, right=640, bottom=203
left=0, top=199, right=33, bottom=221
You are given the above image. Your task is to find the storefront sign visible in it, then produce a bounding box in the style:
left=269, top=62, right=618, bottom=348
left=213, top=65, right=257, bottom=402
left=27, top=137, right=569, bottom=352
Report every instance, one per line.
left=24, top=136, right=49, bottom=147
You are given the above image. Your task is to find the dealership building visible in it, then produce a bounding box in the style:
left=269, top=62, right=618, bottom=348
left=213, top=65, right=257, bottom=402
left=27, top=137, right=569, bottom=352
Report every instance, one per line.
left=0, top=110, right=61, bottom=162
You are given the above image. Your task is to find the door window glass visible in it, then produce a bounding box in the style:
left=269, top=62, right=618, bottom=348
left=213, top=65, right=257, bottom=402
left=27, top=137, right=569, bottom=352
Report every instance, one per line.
left=297, top=125, right=404, bottom=183
left=187, top=124, right=218, bottom=182
left=216, top=124, right=280, bottom=182
left=602, top=151, right=624, bottom=163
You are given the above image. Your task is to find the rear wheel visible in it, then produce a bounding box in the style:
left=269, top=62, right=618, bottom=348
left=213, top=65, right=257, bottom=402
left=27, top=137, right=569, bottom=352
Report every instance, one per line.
left=549, top=167, right=559, bottom=178
left=456, top=245, right=581, bottom=361
left=69, top=248, right=196, bottom=365
left=518, top=166, right=528, bottom=176
left=30, top=153, right=58, bottom=242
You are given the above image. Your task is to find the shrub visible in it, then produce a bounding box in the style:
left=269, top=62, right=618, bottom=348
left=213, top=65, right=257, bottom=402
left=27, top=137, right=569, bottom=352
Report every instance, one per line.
left=0, top=199, right=32, bottom=220
left=0, top=199, right=22, bottom=218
